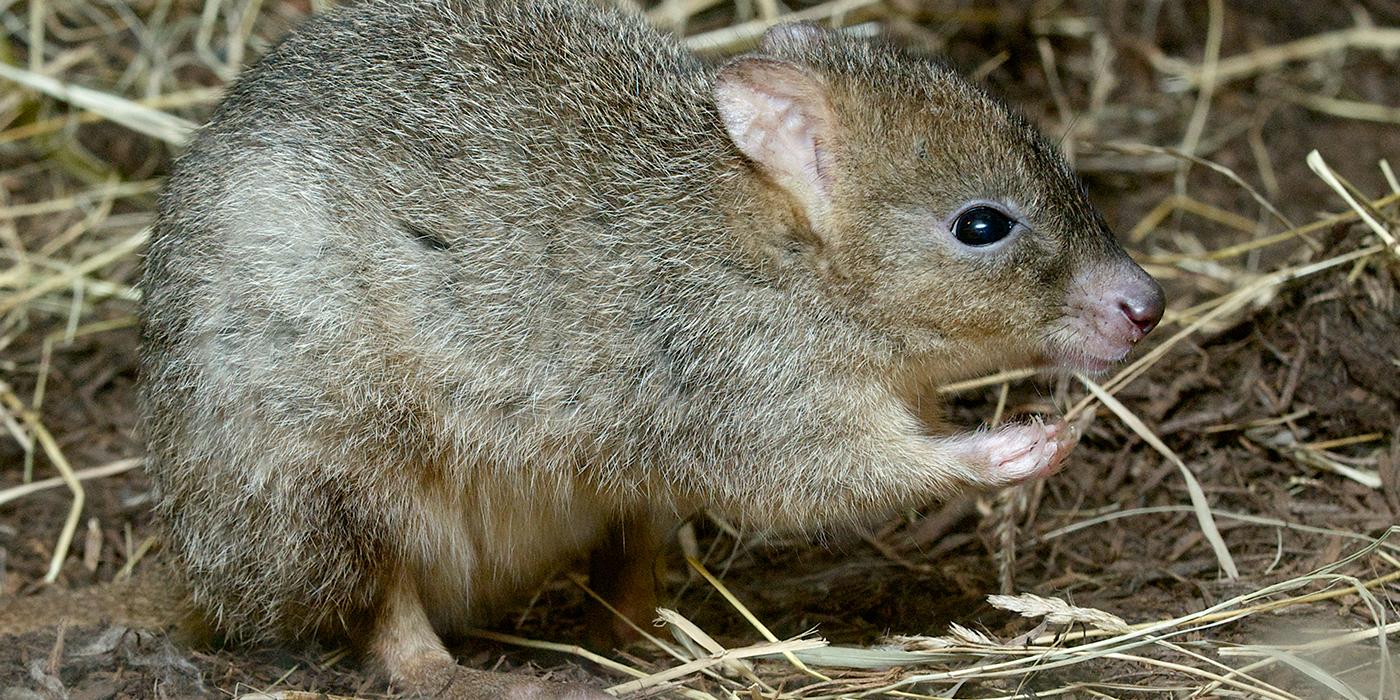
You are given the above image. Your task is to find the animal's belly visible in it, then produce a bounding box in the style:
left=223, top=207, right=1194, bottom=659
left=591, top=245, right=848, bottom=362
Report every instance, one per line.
left=405, top=474, right=611, bottom=637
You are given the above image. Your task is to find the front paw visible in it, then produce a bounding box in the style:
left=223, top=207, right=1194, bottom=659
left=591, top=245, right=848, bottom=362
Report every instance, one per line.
left=962, top=419, right=1078, bottom=485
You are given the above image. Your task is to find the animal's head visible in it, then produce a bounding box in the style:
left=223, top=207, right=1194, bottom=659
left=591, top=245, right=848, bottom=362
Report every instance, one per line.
left=715, top=24, right=1163, bottom=378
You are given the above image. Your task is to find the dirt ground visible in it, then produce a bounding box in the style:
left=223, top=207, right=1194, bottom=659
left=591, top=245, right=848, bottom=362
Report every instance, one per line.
left=2, top=1, right=1398, bottom=698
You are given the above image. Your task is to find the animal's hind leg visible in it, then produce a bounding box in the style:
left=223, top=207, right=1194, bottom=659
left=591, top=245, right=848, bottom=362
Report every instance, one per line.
left=370, top=569, right=610, bottom=699
left=587, top=512, right=666, bottom=648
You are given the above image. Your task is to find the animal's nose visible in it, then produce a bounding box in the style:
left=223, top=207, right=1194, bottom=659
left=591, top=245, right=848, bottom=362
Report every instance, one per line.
left=1117, top=280, right=1165, bottom=337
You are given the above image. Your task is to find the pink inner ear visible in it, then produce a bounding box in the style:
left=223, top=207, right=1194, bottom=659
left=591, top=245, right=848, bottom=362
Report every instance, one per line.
left=714, top=58, right=832, bottom=211
left=744, top=94, right=821, bottom=184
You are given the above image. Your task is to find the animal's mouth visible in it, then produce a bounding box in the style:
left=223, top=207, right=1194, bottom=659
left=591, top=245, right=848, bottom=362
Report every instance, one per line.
left=1038, top=312, right=1144, bottom=375
left=1043, top=261, right=1165, bottom=375
left=1041, top=341, right=1128, bottom=375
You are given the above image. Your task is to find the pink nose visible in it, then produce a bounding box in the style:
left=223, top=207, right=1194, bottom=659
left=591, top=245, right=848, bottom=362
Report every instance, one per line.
left=1116, top=282, right=1164, bottom=338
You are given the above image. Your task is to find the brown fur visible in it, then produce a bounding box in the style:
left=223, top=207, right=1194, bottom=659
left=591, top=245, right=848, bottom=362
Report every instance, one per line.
left=137, top=0, right=1162, bottom=696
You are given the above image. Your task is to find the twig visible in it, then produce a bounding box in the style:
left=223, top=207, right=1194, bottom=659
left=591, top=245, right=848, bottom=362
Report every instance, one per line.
left=1153, top=26, right=1400, bottom=89
left=0, top=63, right=195, bottom=146
left=1307, top=150, right=1400, bottom=259
left=0, top=457, right=141, bottom=508
left=1076, top=374, right=1239, bottom=579
left=0, top=382, right=83, bottom=582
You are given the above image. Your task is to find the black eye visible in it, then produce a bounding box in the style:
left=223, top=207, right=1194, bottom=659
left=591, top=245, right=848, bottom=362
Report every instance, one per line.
left=952, top=206, right=1016, bottom=246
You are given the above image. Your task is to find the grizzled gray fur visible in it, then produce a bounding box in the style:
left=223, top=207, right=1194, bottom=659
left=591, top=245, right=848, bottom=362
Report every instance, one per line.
left=141, top=0, right=1161, bottom=694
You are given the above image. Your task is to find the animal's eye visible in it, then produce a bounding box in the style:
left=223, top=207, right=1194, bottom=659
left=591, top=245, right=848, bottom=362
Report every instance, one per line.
left=951, top=206, right=1016, bottom=246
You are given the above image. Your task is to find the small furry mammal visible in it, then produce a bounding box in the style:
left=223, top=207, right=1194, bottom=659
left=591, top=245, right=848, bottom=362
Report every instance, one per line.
left=140, top=0, right=1164, bottom=696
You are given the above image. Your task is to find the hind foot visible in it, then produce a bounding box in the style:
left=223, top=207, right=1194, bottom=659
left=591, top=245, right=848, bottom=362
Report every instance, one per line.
left=398, top=659, right=611, bottom=700
left=373, top=568, right=611, bottom=699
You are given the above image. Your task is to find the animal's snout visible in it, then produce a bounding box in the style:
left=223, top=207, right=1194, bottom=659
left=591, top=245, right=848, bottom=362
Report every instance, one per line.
left=1113, top=275, right=1165, bottom=340
left=1055, top=258, right=1167, bottom=371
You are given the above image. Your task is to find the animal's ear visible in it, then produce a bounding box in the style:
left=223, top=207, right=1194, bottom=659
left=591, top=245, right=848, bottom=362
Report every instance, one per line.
left=758, top=22, right=830, bottom=54
left=714, top=56, right=835, bottom=228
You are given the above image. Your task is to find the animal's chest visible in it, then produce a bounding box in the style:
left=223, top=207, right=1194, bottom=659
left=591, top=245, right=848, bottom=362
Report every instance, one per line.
left=406, top=473, right=612, bottom=636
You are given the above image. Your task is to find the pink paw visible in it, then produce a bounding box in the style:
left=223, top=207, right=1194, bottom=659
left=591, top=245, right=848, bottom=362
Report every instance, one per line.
left=965, top=419, right=1078, bottom=485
